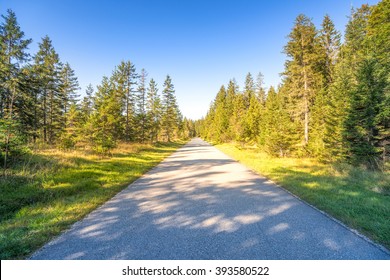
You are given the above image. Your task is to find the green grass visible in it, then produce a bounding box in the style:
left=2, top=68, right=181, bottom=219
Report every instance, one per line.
left=216, top=143, right=390, bottom=249
left=0, top=141, right=183, bottom=259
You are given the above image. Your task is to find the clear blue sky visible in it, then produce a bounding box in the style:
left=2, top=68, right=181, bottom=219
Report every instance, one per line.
left=1, top=0, right=379, bottom=119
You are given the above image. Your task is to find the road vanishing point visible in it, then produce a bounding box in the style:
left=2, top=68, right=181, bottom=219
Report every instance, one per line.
left=31, top=138, right=390, bottom=260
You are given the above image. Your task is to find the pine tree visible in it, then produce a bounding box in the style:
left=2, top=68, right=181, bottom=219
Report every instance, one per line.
left=283, top=14, right=322, bottom=148
left=0, top=9, right=31, bottom=118
left=255, top=72, right=267, bottom=146
left=161, top=75, right=180, bottom=142
left=212, top=85, right=229, bottom=142
left=146, top=78, right=161, bottom=142
left=243, top=72, right=263, bottom=143
left=243, top=73, right=255, bottom=109
left=310, top=15, right=341, bottom=157
left=59, top=62, right=79, bottom=127
left=112, top=60, right=138, bottom=142
left=318, top=15, right=341, bottom=84
left=256, top=72, right=266, bottom=105
left=33, top=36, right=63, bottom=144
left=59, top=103, right=81, bottom=149
left=136, top=68, right=148, bottom=142
left=344, top=5, right=371, bottom=70
left=86, top=76, right=123, bottom=153
left=324, top=5, right=371, bottom=160
left=263, top=86, right=295, bottom=156
left=181, top=118, right=196, bottom=139
left=80, top=84, right=94, bottom=124
left=231, top=91, right=246, bottom=143
left=241, top=73, right=254, bottom=142
left=341, top=0, right=389, bottom=167
left=344, top=58, right=386, bottom=168
left=15, top=65, right=40, bottom=143
left=245, top=92, right=262, bottom=144
left=225, top=79, right=239, bottom=141
left=366, top=0, right=390, bottom=164
left=0, top=9, right=31, bottom=174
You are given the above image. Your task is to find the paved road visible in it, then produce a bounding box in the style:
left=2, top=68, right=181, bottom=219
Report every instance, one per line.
left=31, top=138, right=390, bottom=259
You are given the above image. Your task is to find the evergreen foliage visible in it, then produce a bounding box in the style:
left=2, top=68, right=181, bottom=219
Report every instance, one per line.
left=146, top=78, right=161, bottom=142
left=200, top=0, right=389, bottom=169
left=0, top=9, right=31, bottom=173
left=0, top=9, right=185, bottom=163
left=1, top=1, right=389, bottom=169
left=161, top=75, right=181, bottom=142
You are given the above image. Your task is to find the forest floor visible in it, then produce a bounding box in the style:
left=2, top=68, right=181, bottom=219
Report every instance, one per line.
left=0, top=141, right=183, bottom=259
left=216, top=143, right=390, bottom=250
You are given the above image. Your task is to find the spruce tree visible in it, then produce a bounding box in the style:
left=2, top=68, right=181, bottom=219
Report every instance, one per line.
left=344, top=58, right=386, bottom=168
left=225, top=79, right=239, bottom=141
left=231, top=92, right=246, bottom=143
left=33, top=36, right=63, bottom=144
left=263, top=86, right=295, bottom=156
left=146, top=78, right=161, bottom=142
left=136, top=68, right=148, bottom=142
left=0, top=9, right=31, bottom=174
left=86, top=76, right=123, bottom=153
left=324, top=5, right=371, bottom=160
left=112, top=60, right=138, bottom=142
left=318, top=15, right=341, bottom=84
left=59, top=62, right=79, bottom=127
left=59, top=103, right=81, bottom=149
left=255, top=72, right=267, bottom=146
left=366, top=0, right=390, bottom=164
left=256, top=72, right=266, bottom=105
left=243, top=72, right=263, bottom=143
left=344, top=4, right=371, bottom=70
left=0, top=9, right=31, bottom=118
left=311, top=15, right=341, bottom=157
left=283, top=14, right=322, bottom=148
left=161, top=75, right=180, bottom=142
left=15, top=65, right=40, bottom=143
left=241, top=73, right=254, bottom=142
left=212, top=85, right=229, bottom=142
left=80, top=84, right=94, bottom=124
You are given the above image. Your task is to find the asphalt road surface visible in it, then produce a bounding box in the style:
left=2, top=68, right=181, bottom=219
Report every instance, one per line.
left=31, top=138, right=390, bottom=259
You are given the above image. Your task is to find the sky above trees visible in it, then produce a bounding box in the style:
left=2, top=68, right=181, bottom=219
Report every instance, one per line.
left=1, top=0, right=380, bottom=119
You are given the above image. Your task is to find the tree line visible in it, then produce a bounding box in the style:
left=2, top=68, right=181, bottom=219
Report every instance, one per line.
left=0, top=9, right=196, bottom=173
left=198, top=0, right=389, bottom=169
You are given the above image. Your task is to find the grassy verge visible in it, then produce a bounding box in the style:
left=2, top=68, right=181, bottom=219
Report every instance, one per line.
left=216, top=143, right=390, bottom=249
left=0, top=141, right=183, bottom=259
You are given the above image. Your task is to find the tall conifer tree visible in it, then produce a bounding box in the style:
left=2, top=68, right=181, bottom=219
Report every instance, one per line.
left=34, top=36, right=63, bottom=144
left=112, top=60, right=138, bottom=141
left=311, top=15, right=341, bottom=157
left=0, top=9, right=31, bottom=173
left=146, top=78, right=161, bottom=142
left=161, top=75, right=180, bottom=142
left=136, top=68, right=148, bottom=142
left=59, top=62, right=79, bottom=127
left=283, top=14, right=322, bottom=148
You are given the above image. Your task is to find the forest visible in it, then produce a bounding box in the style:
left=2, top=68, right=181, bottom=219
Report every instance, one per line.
left=0, top=1, right=389, bottom=260
left=0, top=9, right=197, bottom=175
left=198, top=0, right=389, bottom=170
left=1, top=1, right=389, bottom=172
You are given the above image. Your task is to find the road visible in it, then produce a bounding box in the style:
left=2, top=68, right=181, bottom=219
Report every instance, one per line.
left=31, top=138, right=390, bottom=259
